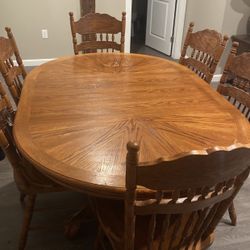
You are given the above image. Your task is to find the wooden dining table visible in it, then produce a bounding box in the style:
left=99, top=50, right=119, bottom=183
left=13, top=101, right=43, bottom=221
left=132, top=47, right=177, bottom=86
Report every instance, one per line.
left=13, top=53, right=250, bottom=200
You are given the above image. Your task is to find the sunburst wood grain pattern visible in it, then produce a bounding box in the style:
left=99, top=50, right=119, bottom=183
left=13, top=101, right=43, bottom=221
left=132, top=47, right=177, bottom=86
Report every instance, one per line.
left=13, top=53, right=250, bottom=199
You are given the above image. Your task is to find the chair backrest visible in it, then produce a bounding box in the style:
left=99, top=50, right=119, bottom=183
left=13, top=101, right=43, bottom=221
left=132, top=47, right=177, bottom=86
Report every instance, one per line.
left=217, top=43, right=250, bottom=120
left=0, top=27, right=26, bottom=105
left=69, top=12, right=126, bottom=54
left=0, top=81, right=30, bottom=192
left=179, top=22, right=228, bottom=84
left=125, top=141, right=250, bottom=250
left=219, top=42, right=250, bottom=92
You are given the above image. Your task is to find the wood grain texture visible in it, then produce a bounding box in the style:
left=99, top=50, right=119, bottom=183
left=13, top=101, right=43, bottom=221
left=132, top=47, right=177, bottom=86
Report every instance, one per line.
left=13, top=53, right=250, bottom=199
left=179, top=22, right=228, bottom=84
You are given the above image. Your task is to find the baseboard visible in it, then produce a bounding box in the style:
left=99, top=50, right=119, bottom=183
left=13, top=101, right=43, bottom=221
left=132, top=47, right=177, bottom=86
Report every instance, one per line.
left=21, top=58, right=56, bottom=67
left=212, top=74, right=222, bottom=83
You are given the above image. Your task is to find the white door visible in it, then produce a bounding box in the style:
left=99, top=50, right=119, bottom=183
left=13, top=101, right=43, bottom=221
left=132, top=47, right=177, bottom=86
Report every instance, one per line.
left=145, top=0, right=176, bottom=56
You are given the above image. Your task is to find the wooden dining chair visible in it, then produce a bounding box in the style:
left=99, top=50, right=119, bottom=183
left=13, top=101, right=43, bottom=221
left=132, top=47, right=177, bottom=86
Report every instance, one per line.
left=217, top=45, right=250, bottom=226
left=0, top=27, right=27, bottom=105
left=219, top=42, right=250, bottom=93
left=93, top=142, right=250, bottom=250
left=0, top=81, right=65, bottom=250
left=179, top=22, right=228, bottom=84
left=69, top=12, right=126, bottom=54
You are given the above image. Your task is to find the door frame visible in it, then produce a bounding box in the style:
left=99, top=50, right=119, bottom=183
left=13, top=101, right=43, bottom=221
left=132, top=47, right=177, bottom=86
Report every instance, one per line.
left=125, top=0, right=187, bottom=59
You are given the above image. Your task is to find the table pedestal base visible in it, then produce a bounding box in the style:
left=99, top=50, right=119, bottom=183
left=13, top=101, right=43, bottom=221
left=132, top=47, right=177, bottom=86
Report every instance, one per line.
left=64, top=204, right=95, bottom=239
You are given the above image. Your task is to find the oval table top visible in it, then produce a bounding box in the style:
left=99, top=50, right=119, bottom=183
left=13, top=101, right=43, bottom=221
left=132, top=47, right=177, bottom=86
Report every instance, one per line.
left=14, top=53, right=250, bottom=199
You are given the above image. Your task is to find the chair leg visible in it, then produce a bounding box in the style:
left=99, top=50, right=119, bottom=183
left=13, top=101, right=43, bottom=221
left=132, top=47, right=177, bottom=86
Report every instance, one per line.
left=19, top=194, right=36, bottom=250
left=228, top=202, right=237, bottom=226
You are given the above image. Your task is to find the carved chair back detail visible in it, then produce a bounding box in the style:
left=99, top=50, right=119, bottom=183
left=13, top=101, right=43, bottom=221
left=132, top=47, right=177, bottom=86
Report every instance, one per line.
left=69, top=12, right=126, bottom=54
left=220, top=42, right=250, bottom=92
left=124, top=142, right=250, bottom=249
left=218, top=43, right=250, bottom=121
left=0, top=27, right=26, bottom=105
left=179, top=22, right=228, bottom=84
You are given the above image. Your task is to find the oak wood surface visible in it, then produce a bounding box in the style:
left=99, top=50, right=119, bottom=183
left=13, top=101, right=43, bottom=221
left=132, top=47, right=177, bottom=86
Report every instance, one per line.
left=13, top=53, right=250, bottom=199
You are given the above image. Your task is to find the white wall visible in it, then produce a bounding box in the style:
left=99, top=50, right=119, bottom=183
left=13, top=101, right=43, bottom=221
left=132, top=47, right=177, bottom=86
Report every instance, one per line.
left=219, top=0, right=250, bottom=68
left=0, top=0, right=127, bottom=61
left=222, top=0, right=250, bottom=35
left=2, top=0, right=249, bottom=69
left=184, top=0, right=227, bottom=32
left=96, top=0, right=125, bottom=20
left=0, top=0, right=80, bottom=60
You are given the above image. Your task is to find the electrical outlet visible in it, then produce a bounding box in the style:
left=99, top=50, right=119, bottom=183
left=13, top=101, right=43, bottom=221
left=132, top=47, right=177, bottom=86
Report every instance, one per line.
left=41, top=29, right=48, bottom=39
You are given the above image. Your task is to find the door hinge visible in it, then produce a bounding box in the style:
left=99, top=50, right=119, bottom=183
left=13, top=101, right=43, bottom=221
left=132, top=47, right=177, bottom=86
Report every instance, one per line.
left=170, top=36, right=174, bottom=43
